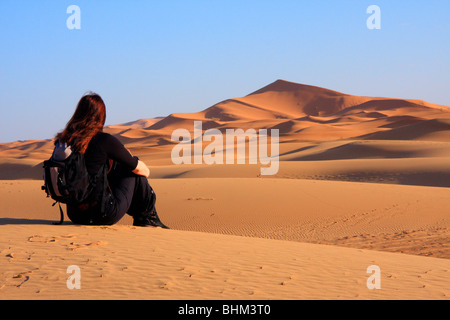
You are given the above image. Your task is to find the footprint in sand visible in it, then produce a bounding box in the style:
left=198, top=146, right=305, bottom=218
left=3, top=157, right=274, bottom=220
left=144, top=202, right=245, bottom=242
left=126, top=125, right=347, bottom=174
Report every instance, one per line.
left=4, top=251, right=33, bottom=261
left=67, top=241, right=108, bottom=251
left=1, top=268, right=39, bottom=289
left=28, top=234, right=78, bottom=243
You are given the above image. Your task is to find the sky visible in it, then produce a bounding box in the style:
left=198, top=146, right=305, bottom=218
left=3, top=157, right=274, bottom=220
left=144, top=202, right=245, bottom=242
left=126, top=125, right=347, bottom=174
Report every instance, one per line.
left=0, top=0, right=449, bottom=142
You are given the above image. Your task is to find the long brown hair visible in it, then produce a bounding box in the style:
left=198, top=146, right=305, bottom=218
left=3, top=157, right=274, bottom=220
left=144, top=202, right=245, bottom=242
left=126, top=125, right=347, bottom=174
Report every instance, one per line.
left=56, top=93, right=106, bottom=154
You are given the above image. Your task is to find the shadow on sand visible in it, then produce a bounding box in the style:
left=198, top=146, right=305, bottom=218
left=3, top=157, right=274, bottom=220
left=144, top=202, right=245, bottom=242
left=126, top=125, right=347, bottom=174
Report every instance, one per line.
left=0, top=218, right=72, bottom=225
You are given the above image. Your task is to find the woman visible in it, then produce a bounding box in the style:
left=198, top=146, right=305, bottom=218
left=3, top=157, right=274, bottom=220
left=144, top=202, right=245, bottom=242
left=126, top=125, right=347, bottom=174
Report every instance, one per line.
left=56, top=92, right=169, bottom=228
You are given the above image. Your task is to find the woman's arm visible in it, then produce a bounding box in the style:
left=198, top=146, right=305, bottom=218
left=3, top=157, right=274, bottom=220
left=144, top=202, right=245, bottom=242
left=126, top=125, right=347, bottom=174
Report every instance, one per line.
left=102, top=134, right=149, bottom=177
left=132, top=160, right=150, bottom=178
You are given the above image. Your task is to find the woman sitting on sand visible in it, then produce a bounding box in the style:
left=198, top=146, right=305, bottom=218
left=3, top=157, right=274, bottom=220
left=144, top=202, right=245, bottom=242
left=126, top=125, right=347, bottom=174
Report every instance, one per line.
left=56, top=92, right=169, bottom=228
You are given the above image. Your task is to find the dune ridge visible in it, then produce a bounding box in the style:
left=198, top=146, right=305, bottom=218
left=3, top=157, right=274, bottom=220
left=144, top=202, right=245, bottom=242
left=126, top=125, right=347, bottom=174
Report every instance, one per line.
left=2, top=80, right=450, bottom=161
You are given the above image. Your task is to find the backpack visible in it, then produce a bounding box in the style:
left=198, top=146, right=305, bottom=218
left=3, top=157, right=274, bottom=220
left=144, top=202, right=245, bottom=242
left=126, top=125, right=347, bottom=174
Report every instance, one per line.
left=42, top=140, right=107, bottom=225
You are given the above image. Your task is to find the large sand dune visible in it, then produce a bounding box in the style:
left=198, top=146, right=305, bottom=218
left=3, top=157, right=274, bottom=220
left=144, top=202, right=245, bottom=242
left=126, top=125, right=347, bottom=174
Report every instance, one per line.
left=1, top=80, right=449, bottom=300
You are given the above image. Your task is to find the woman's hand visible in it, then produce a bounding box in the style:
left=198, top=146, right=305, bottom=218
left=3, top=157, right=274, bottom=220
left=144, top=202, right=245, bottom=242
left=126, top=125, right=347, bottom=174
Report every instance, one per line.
left=132, top=160, right=150, bottom=178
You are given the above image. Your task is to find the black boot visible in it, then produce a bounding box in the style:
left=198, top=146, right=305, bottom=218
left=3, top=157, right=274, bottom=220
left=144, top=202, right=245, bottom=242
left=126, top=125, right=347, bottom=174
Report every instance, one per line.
left=133, top=208, right=169, bottom=229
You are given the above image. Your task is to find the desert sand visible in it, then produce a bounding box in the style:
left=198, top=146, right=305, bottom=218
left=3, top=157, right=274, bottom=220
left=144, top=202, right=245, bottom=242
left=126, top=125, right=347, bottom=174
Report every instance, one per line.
left=0, top=80, right=449, bottom=300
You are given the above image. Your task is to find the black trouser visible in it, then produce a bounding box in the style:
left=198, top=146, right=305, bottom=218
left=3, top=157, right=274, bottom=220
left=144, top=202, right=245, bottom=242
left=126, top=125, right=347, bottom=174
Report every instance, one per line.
left=67, top=164, right=156, bottom=225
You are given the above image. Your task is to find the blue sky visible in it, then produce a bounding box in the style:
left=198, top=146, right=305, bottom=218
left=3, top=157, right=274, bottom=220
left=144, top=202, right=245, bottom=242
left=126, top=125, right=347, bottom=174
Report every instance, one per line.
left=0, top=0, right=449, bottom=142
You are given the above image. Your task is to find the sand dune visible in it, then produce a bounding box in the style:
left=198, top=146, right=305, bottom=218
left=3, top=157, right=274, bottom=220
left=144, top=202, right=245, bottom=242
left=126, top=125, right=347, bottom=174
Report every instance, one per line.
left=105, top=117, right=164, bottom=130
left=361, top=119, right=450, bottom=141
left=3, top=79, right=450, bottom=174
left=1, top=80, right=449, bottom=300
left=279, top=140, right=450, bottom=161
left=204, top=80, right=447, bottom=120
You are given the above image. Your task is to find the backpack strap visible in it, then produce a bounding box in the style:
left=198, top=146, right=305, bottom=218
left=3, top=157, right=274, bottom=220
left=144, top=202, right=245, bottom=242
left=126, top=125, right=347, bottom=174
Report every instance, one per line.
left=52, top=201, right=64, bottom=225
left=89, top=164, right=109, bottom=215
left=99, top=165, right=108, bottom=214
